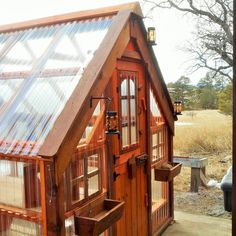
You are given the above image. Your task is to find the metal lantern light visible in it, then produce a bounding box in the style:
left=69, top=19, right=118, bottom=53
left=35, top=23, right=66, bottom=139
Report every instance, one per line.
left=147, top=27, right=156, bottom=45
left=90, top=96, right=119, bottom=135
left=106, top=111, right=119, bottom=134
left=174, top=100, right=182, bottom=115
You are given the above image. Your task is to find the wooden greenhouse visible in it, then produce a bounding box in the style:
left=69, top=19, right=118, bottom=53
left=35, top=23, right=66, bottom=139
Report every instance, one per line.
left=0, top=2, right=180, bottom=236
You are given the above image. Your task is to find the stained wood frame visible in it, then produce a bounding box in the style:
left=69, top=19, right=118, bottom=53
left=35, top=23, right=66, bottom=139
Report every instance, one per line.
left=118, top=69, right=139, bottom=152
left=65, top=148, right=103, bottom=211
left=40, top=8, right=132, bottom=236
left=0, top=3, right=177, bottom=235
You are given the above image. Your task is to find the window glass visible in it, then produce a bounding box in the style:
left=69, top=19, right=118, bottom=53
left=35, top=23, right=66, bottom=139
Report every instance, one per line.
left=5, top=217, right=42, bottom=235
left=129, top=78, right=135, bottom=96
left=88, top=175, right=99, bottom=196
left=71, top=179, right=85, bottom=202
left=71, top=158, right=85, bottom=203
left=119, top=71, right=138, bottom=149
left=0, top=160, right=41, bottom=209
left=65, top=216, right=76, bottom=236
left=151, top=169, right=162, bottom=203
left=87, top=154, right=99, bottom=173
left=80, top=102, right=102, bottom=144
left=68, top=151, right=101, bottom=206
left=121, top=79, right=128, bottom=96
left=122, top=126, right=129, bottom=147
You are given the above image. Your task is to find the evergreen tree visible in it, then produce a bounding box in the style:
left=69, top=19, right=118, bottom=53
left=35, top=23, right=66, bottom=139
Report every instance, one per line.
left=218, top=83, right=232, bottom=115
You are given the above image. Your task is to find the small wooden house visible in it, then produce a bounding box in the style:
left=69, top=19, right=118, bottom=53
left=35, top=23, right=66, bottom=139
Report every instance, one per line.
left=0, top=2, right=179, bottom=236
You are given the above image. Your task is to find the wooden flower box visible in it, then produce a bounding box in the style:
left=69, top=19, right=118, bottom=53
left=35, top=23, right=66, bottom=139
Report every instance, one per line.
left=154, top=162, right=182, bottom=182
left=74, top=198, right=124, bottom=236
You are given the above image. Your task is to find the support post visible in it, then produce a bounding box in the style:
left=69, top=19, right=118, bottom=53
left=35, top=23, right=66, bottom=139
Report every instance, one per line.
left=232, top=1, right=236, bottom=235
left=191, top=168, right=201, bottom=193
left=43, top=162, right=60, bottom=236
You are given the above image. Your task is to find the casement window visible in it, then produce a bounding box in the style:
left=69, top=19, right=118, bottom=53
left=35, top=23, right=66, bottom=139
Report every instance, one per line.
left=119, top=71, right=138, bottom=150
left=151, top=127, right=167, bottom=163
left=68, top=150, right=102, bottom=206
left=65, top=99, right=105, bottom=210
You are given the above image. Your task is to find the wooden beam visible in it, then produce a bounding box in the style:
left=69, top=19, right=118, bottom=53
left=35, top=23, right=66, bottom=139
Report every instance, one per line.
left=0, top=204, right=42, bottom=223
left=0, top=68, right=80, bottom=80
left=40, top=160, right=47, bottom=236
left=0, top=2, right=142, bottom=34
left=44, top=162, right=59, bottom=236
left=130, top=15, right=175, bottom=134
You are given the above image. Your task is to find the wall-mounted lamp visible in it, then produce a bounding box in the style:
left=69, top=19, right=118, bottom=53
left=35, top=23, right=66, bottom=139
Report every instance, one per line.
left=90, top=96, right=119, bottom=135
left=147, top=27, right=156, bottom=45
left=174, top=100, right=182, bottom=115
left=106, top=111, right=119, bottom=135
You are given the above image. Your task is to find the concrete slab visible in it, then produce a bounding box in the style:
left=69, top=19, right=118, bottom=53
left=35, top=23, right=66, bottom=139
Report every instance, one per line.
left=161, top=211, right=231, bottom=236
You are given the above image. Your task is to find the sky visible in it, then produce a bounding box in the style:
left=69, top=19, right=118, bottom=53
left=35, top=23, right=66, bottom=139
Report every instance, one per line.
left=0, top=0, right=208, bottom=84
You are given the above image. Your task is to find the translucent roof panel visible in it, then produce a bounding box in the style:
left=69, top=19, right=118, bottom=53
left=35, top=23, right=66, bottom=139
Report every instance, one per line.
left=0, top=16, right=113, bottom=156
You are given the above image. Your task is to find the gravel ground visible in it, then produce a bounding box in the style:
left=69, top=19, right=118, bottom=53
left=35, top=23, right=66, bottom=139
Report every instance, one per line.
left=174, top=153, right=232, bottom=219
left=174, top=187, right=232, bottom=219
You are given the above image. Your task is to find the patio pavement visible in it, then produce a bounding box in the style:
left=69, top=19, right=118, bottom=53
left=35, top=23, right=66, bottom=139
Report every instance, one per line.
left=161, top=211, right=231, bottom=236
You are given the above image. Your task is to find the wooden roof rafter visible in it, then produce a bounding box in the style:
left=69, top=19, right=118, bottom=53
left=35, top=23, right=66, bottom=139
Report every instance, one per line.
left=0, top=68, right=80, bottom=80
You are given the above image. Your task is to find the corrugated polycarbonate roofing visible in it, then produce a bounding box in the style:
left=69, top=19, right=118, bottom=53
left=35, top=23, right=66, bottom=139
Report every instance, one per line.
left=0, top=16, right=113, bottom=156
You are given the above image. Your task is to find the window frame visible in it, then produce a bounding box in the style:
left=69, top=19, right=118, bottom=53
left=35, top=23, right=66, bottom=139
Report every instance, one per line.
left=66, top=148, right=102, bottom=211
left=118, top=70, right=139, bottom=152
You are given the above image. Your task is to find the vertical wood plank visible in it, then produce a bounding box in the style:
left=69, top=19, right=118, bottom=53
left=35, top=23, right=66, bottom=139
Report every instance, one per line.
left=44, top=162, right=59, bottom=236
left=40, top=160, right=47, bottom=236
left=146, top=80, right=153, bottom=236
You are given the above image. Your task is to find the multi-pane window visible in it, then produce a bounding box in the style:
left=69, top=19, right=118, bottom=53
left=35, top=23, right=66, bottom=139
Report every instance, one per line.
left=0, top=160, right=41, bottom=209
left=69, top=151, right=101, bottom=206
left=151, top=129, right=165, bottom=162
left=0, top=160, right=42, bottom=235
left=65, top=98, right=105, bottom=210
left=149, top=87, right=170, bottom=233
left=119, top=71, right=138, bottom=149
left=149, top=88, right=167, bottom=163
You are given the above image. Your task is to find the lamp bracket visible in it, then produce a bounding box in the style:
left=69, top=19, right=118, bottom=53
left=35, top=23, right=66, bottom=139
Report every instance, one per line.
left=90, top=96, right=111, bottom=108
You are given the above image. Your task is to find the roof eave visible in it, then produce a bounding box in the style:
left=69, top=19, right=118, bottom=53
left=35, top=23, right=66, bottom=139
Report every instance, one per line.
left=130, top=14, right=175, bottom=134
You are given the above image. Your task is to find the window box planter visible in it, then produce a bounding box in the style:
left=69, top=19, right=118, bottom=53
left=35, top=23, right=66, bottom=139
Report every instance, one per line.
left=74, top=198, right=124, bottom=236
left=154, top=162, right=182, bottom=182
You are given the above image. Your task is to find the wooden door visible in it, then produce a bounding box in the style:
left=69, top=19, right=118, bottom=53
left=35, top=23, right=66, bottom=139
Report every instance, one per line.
left=111, top=60, right=148, bottom=236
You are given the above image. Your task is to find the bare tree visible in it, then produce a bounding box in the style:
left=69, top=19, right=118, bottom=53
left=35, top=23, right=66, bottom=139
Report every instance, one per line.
left=142, top=0, right=233, bottom=81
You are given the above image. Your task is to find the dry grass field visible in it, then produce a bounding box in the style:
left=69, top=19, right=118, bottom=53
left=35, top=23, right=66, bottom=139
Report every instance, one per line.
left=174, top=110, right=232, bottom=155
left=173, top=110, right=232, bottom=218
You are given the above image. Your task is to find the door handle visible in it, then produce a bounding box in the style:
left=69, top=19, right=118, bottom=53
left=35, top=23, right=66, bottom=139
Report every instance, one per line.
left=136, top=154, right=148, bottom=165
